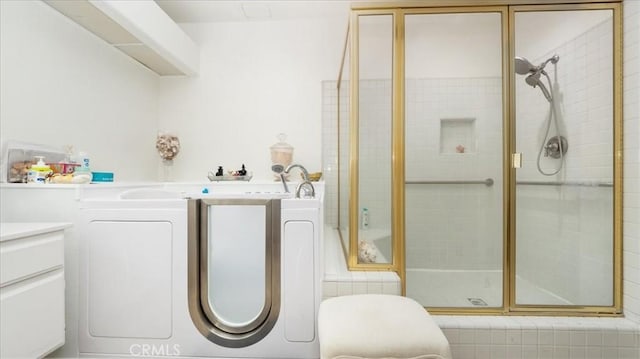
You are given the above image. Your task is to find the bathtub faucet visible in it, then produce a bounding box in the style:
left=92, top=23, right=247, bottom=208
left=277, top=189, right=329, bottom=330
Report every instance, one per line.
left=296, top=180, right=316, bottom=199
left=284, top=164, right=315, bottom=198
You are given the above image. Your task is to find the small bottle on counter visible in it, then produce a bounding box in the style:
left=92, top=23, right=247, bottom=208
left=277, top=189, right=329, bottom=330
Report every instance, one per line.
left=78, top=151, right=90, bottom=169
left=72, top=154, right=92, bottom=184
left=27, top=156, right=52, bottom=184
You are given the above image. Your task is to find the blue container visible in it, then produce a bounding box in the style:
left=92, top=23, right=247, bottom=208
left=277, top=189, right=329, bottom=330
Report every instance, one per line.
left=91, top=172, right=114, bottom=183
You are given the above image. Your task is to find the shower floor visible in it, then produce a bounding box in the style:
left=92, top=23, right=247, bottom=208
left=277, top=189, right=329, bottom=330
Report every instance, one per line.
left=406, top=269, right=572, bottom=307
left=406, top=269, right=503, bottom=307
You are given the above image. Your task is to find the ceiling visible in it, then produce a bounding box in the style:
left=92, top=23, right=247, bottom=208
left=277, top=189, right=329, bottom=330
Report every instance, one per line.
left=155, top=0, right=359, bottom=23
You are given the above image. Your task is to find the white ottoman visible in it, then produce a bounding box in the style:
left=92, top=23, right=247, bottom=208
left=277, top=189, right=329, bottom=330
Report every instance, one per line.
left=318, top=294, right=452, bottom=359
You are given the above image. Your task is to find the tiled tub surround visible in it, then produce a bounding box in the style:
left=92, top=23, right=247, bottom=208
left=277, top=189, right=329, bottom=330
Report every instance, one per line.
left=322, top=227, right=639, bottom=359
left=435, top=316, right=639, bottom=359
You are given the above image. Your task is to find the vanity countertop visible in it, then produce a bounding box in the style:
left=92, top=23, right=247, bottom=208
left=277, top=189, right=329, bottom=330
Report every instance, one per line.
left=0, top=222, right=72, bottom=242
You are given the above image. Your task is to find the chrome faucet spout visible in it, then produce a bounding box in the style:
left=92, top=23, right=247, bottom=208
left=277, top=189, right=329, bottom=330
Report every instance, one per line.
left=284, top=164, right=310, bottom=182
left=295, top=180, right=316, bottom=199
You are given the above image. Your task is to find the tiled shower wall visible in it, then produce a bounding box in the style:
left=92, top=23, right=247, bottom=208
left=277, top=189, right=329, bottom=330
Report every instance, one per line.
left=404, top=77, right=503, bottom=270
left=323, top=78, right=502, bottom=269
left=515, top=18, right=614, bottom=305
left=323, top=77, right=503, bottom=271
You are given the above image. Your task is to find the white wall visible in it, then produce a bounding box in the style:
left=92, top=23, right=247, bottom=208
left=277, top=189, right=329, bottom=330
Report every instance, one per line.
left=157, top=17, right=347, bottom=181
left=0, top=1, right=159, bottom=181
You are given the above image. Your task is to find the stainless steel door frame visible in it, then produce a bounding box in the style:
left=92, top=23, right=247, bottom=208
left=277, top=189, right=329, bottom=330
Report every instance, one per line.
left=187, top=198, right=281, bottom=348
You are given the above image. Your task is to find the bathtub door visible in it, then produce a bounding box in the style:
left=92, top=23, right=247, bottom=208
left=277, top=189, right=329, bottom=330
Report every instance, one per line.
left=187, top=198, right=281, bottom=348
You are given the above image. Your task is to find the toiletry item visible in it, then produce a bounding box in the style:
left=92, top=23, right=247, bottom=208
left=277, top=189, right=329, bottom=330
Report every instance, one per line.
left=216, top=166, right=224, bottom=176
left=48, top=162, right=79, bottom=175
left=238, top=164, right=247, bottom=176
left=27, top=156, right=52, bottom=183
left=72, top=166, right=92, bottom=184
left=361, top=208, right=370, bottom=230
left=78, top=151, right=90, bottom=169
left=91, top=172, right=114, bottom=183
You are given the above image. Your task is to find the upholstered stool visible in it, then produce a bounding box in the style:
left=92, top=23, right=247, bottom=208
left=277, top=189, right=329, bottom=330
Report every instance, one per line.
left=318, top=294, right=452, bottom=359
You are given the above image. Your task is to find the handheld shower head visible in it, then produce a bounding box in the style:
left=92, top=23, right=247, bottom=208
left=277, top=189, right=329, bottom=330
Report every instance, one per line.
left=271, top=164, right=289, bottom=193
left=525, top=72, right=553, bottom=102
left=271, top=164, right=285, bottom=174
left=525, top=71, right=541, bottom=87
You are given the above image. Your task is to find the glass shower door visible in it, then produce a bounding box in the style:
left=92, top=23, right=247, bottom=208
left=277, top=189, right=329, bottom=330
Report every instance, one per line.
left=513, top=8, right=616, bottom=308
left=404, top=11, right=505, bottom=308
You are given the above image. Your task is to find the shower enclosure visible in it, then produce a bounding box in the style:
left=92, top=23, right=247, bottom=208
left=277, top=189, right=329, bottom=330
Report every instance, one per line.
left=335, top=1, right=622, bottom=315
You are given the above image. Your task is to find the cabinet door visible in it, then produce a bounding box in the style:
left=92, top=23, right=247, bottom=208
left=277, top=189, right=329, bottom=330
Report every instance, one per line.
left=87, top=220, right=172, bottom=338
left=0, top=269, right=65, bottom=358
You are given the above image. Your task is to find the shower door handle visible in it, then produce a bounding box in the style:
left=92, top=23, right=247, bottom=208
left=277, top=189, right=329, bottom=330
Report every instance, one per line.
left=512, top=153, right=522, bottom=169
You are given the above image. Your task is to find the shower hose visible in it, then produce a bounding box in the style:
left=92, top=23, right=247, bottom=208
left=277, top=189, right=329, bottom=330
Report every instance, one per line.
left=536, top=71, right=565, bottom=176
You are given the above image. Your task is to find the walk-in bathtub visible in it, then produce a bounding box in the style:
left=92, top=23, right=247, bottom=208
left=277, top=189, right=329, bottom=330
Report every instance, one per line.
left=76, top=182, right=323, bottom=358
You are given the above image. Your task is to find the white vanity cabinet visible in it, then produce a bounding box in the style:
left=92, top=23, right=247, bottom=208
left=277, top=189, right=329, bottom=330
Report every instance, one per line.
left=0, top=223, right=70, bottom=358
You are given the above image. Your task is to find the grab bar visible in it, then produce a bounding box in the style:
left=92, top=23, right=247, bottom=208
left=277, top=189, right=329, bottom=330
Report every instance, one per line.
left=405, top=178, right=494, bottom=187
left=516, top=180, right=613, bottom=187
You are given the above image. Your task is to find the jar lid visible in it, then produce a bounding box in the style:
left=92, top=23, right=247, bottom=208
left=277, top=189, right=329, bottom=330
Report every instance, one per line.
left=269, top=133, right=293, bottom=152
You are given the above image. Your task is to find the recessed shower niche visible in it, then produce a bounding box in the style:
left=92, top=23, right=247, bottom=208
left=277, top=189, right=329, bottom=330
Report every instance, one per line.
left=439, top=118, right=476, bottom=154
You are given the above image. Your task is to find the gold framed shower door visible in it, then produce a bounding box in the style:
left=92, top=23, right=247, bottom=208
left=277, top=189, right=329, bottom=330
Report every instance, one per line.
left=341, top=0, right=623, bottom=316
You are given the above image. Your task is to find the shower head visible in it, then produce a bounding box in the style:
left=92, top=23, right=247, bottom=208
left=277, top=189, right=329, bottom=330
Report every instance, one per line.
left=515, top=54, right=559, bottom=102
left=515, top=54, right=560, bottom=75
left=525, top=72, right=553, bottom=102
left=271, top=164, right=285, bottom=173
left=525, top=71, right=541, bottom=87
left=514, top=56, right=537, bottom=75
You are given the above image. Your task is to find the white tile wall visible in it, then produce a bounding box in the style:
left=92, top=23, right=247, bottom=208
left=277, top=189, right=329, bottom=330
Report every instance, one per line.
left=323, top=77, right=504, bottom=271
left=405, top=77, right=503, bottom=271
left=321, top=80, right=339, bottom=227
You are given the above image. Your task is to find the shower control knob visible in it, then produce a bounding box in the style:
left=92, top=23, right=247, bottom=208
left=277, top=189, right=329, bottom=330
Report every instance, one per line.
left=544, top=136, right=568, bottom=159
